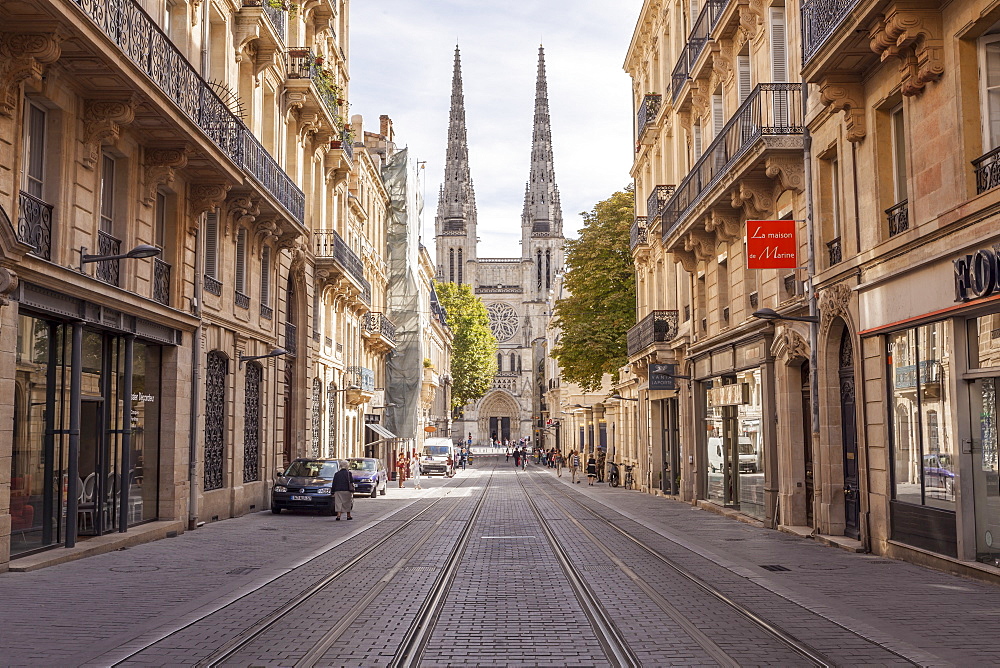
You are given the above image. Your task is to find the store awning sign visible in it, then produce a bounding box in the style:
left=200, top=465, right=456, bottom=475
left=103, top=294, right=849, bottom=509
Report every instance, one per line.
left=649, top=363, right=677, bottom=391
left=747, top=220, right=797, bottom=269
left=707, top=383, right=750, bottom=407
left=954, top=248, right=999, bottom=301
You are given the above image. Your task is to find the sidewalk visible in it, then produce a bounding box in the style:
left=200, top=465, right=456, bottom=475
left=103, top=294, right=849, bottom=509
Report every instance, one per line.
left=534, top=462, right=1000, bottom=666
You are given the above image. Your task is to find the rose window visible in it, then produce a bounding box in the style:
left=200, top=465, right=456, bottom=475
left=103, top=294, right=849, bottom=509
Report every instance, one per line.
left=487, top=302, right=518, bottom=343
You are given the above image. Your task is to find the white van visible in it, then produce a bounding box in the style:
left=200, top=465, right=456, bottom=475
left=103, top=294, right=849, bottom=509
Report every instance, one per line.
left=707, top=437, right=759, bottom=473
left=420, top=437, right=456, bottom=476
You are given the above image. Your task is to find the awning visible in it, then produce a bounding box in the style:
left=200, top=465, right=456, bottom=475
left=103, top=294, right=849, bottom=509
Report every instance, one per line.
left=366, top=423, right=398, bottom=440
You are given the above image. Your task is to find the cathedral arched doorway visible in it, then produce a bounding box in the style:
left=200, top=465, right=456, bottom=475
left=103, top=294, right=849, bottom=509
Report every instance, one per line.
left=478, top=391, right=520, bottom=444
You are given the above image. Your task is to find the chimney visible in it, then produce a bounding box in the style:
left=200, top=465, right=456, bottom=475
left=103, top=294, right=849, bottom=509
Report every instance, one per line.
left=380, top=114, right=394, bottom=143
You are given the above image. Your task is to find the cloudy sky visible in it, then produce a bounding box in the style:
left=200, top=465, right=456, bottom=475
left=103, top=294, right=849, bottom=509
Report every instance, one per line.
left=349, top=0, right=644, bottom=258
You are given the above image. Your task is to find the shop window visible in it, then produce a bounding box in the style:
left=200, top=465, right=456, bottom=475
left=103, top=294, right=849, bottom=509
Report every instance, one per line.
left=888, top=322, right=955, bottom=510
left=969, top=315, right=1000, bottom=368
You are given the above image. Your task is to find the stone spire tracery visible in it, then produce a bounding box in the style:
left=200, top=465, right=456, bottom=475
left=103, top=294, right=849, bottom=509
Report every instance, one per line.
left=435, top=45, right=478, bottom=234
left=522, top=45, right=563, bottom=240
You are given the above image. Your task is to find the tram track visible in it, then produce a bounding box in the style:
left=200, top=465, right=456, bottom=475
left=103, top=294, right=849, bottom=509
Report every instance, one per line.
left=525, top=467, right=922, bottom=668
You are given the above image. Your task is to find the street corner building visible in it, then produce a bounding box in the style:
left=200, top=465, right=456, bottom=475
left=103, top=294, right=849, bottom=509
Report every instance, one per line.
left=620, top=0, right=1000, bottom=579
left=0, top=0, right=451, bottom=571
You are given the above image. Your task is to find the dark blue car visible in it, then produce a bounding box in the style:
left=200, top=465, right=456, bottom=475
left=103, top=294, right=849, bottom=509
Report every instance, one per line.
left=271, top=458, right=339, bottom=515
left=348, top=458, right=388, bottom=498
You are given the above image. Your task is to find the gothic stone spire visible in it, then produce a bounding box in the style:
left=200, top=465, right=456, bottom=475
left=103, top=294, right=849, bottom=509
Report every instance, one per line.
left=436, top=45, right=477, bottom=234
left=522, top=45, right=563, bottom=238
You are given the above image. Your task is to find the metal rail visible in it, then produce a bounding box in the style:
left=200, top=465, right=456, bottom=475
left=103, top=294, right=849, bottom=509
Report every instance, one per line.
left=514, top=471, right=641, bottom=668
left=531, top=470, right=922, bottom=668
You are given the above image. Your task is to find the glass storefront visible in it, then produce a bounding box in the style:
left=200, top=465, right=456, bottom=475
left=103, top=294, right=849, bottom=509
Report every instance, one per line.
left=703, top=368, right=765, bottom=519
left=969, top=316, right=1000, bottom=565
left=10, top=313, right=161, bottom=557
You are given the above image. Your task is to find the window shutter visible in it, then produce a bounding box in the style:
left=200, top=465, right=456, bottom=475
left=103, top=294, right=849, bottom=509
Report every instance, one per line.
left=23, top=104, right=46, bottom=197
left=770, top=8, right=787, bottom=83
left=690, top=0, right=700, bottom=27
left=712, top=94, right=725, bottom=138
left=100, top=155, right=115, bottom=234
left=261, top=246, right=271, bottom=305
left=235, top=228, right=247, bottom=293
left=693, top=122, right=703, bottom=160
left=205, top=211, right=218, bottom=278
left=983, top=37, right=1000, bottom=148
left=737, top=55, right=752, bottom=104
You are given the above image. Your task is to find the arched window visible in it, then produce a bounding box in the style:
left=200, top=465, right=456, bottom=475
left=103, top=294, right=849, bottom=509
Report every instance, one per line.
left=205, top=351, right=228, bottom=490
left=536, top=250, right=543, bottom=289
left=449, top=248, right=455, bottom=282
left=458, top=249, right=464, bottom=284
left=510, top=352, right=517, bottom=372
left=497, top=353, right=503, bottom=372
left=243, top=362, right=262, bottom=483
left=545, top=250, right=551, bottom=289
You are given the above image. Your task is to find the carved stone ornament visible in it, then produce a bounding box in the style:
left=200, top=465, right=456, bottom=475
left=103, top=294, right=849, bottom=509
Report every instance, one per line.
left=820, top=282, right=853, bottom=332
left=0, top=266, right=19, bottom=307
left=818, top=76, right=866, bottom=142
left=709, top=46, right=734, bottom=90
left=672, top=246, right=699, bottom=273
left=770, top=326, right=809, bottom=363
left=737, top=0, right=765, bottom=45
left=685, top=227, right=716, bottom=262
left=730, top=179, right=775, bottom=219
left=253, top=216, right=279, bottom=252
left=705, top=210, right=741, bottom=243
left=765, top=156, right=805, bottom=193
left=188, top=183, right=231, bottom=222
left=142, top=147, right=190, bottom=206
left=81, top=96, right=137, bottom=169
left=0, top=31, right=63, bottom=118
left=869, top=5, right=944, bottom=97
left=226, top=194, right=260, bottom=236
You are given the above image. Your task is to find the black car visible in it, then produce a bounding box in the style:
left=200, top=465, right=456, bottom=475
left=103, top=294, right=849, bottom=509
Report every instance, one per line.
left=271, top=458, right=340, bottom=515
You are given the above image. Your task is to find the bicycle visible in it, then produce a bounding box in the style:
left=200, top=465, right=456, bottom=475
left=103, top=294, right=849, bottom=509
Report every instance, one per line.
left=607, top=461, right=621, bottom=488
left=623, top=464, right=636, bottom=490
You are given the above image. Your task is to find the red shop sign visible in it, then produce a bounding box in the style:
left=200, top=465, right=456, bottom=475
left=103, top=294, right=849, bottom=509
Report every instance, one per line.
left=746, top=220, right=798, bottom=269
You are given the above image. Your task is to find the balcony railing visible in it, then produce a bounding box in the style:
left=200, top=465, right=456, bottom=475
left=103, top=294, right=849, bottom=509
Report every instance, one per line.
left=886, top=200, right=909, bottom=237
left=16, top=191, right=52, bottom=260
left=235, top=290, right=250, bottom=309
left=626, top=310, right=680, bottom=357
left=801, top=0, right=864, bottom=64
left=261, top=303, right=273, bottom=319
left=153, top=258, right=170, bottom=305
left=646, top=185, right=675, bottom=220
left=96, top=230, right=121, bottom=287
left=241, top=0, right=286, bottom=43
left=347, top=365, right=375, bottom=392
left=671, top=52, right=690, bottom=103
left=286, top=47, right=342, bottom=120
left=671, top=0, right=728, bottom=101
left=284, top=322, right=297, bottom=357
left=827, top=237, right=842, bottom=265
left=637, top=94, right=661, bottom=137
left=630, top=216, right=648, bottom=251
left=204, top=274, right=222, bottom=296
left=364, top=312, right=397, bottom=345
left=71, top=0, right=304, bottom=224
left=314, top=230, right=369, bottom=291
left=973, top=146, right=1000, bottom=195
left=661, top=84, right=803, bottom=240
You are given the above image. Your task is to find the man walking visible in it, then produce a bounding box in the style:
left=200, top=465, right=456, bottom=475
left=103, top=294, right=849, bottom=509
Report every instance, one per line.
left=596, top=448, right=606, bottom=483
left=332, top=460, right=354, bottom=520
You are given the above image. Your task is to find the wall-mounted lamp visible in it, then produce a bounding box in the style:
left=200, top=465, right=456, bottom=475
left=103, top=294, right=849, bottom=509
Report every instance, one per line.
left=608, top=394, right=639, bottom=402
left=752, top=307, right=820, bottom=324
left=331, top=384, right=362, bottom=393
left=239, top=347, right=287, bottom=369
left=79, top=243, right=161, bottom=272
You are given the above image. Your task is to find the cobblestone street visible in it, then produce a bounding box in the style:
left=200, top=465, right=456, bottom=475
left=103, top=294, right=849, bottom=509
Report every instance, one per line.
left=1, top=455, right=999, bottom=667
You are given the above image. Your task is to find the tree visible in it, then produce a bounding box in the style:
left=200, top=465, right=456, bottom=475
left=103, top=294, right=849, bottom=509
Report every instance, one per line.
left=551, top=186, right=636, bottom=391
left=435, top=282, right=498, bottom=410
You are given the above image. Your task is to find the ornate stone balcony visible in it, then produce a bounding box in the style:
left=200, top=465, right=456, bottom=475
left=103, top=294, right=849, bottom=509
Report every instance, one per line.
left=286, top=47, right=343, bottom=123
left=627, top=310, right=680, bottom=358
left=363, top=312, right=397, bottom=352
left=16, top=191, right=52, bottom=260
left=630, top=216, right=648, bottom=251
left=637, top=94, right=661, bottom=141
left=801, top=0, right=865, bottom=65
left=886, top=200, right=909, bottom=237
left=671, top=0, right=729, bottom=102
left=314, top=230, right=371, bottom=305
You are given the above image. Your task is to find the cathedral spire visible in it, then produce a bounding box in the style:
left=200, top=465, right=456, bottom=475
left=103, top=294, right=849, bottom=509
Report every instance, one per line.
left=522, top=45, right=563, bottom=238
left=436, top=45, right=478, bottom=234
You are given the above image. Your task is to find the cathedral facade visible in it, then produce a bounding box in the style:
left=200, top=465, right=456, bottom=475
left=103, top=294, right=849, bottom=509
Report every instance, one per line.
left=435, top=46, right=565, bottom=446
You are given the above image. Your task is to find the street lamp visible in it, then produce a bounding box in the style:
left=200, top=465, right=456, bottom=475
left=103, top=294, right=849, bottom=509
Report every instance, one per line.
left=238, top=347, right=287, bottom=369
left=79, top=243, right=161, bottom=271
left=752, top=308, right=819, bottom=324
left=608, top=394, right=639, bottom=402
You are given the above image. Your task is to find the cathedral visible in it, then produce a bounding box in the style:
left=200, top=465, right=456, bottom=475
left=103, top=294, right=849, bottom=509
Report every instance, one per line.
left=434, top=46, right=565, bottom=446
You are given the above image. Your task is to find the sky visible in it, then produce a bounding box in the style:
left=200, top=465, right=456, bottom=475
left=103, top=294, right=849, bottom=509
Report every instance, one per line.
left=349, top=0, right=644, bottom=258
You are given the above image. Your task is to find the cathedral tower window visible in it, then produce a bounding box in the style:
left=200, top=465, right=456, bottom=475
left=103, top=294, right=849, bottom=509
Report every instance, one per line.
left=458, top=249, right=464, bottom=284
left=449, top=248, right=455, bottom=283
left=545, top=250, right=551, bottom=289
left=536, top=250, right=543, bottom=289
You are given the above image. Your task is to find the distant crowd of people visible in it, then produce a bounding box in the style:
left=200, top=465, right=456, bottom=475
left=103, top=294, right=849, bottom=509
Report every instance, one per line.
left=504, top=443, right=608, bottom=486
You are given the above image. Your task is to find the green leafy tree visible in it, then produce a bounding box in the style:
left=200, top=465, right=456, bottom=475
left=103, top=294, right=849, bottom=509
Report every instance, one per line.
left=551, top=186, right=636, bottom=391
left=435, top=282, right=498, bottom=411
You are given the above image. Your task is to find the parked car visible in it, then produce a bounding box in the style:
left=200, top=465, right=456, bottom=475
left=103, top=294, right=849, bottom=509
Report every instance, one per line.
left=271, top=458, right=339, bottom=515
left=348, top=458, right=388, bottom=498
left=707, top=437, right=759, bottom=473
left=420, top=438, right=456, bottom=476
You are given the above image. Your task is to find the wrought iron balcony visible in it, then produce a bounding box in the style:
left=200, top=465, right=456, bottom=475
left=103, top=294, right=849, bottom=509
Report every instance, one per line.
left=347, top=365, right=375, bottom=392
left=671, top=52, right=690, bottom=103
left=886, top=200, right=909, bottom=237
left=153, top=258, right=170, bottom=305
left=364, top=311, right=397, bottom=346
left=71, top=0, right=304, bottom=224
left=314, top=230, right=370, bottom=295
left=284, top=322, right=297, bottom=357
left=801, top=0, right=864, bottom=64
left=16, top=190, right=52, bottom=260
left=827, top=237, right=842, bottom=265
left=241, top=0, right=286, bottom=43
left=286, top=47, right=343, bottom=121
left=204, top=274, right=222, bottom=296
left=671, top=0, right=728, bottom=101
left=325, top=336, right=333, bottom=348
left=637, top=94, right=661, bottom=137
left=973, top=146, right=1000, bottom=195
left=646, top=185, right=675, bottom=220
left=235, top=290, right=250, bottom=309
left=630, top=216, right=648, bottom=251
left=626, top=310, right=680, bottom=357
left=260, top=303, right=273, bottom=319
left=661, top=84, right=803, bottom=240
left=96, top=230, right=121, bottom=287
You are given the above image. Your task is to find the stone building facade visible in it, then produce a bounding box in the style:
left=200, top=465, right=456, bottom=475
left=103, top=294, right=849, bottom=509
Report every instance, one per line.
left=435, top=46, right=564, bottom=446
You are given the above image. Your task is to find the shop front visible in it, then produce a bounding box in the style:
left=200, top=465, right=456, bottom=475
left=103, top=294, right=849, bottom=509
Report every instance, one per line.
left=10, top=284, right=178, bottom=558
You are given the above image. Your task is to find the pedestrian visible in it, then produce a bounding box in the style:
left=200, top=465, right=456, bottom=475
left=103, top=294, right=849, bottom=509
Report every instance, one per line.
left=555, top=449, right=564, bottom=477
left=569, top=450, right=582, bottom=483
left=513, top=448, right=521, bottom=468
left=332, top=460, right=354, bottom=520
left=596, top=448, right=606, bottom=483
left=461, top=447, right=468, bottom=470
left=410, top=451, right=422, bottom=489
left=521, top=448, right=527, bottom=470
left=396, top=451, right=407, bottom=488
left=586, top=455, right=597, bottom=485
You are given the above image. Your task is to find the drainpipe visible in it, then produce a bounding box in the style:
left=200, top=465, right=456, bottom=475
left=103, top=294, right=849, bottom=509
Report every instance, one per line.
left=802, top=76, right=821, bottom=535
left=189, top=226, right=203, bottom=531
